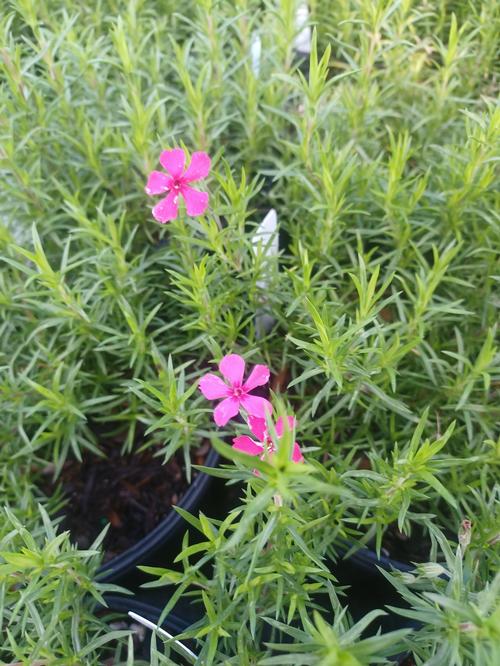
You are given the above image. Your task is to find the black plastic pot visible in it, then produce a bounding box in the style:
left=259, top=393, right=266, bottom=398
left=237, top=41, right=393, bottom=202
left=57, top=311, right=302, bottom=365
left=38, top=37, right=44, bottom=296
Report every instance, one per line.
left=333, top=545, right=419, bottom=635
left=97, top=446, right=219, bottom=584
left=327, top=547, right=417, bottom=665
left=343, top=545, right=414, bottom=576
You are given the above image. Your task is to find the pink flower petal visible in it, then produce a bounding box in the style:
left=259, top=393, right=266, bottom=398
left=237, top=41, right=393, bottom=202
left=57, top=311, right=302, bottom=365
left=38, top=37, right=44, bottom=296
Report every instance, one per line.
left=159, top=148, right=185, bottom=178
left=292, top=442, right=304, bottom=463
left=248, top=416, right=266, bottom=443
left=145, top=171, right=171, bottom=195
left=183, top=151, right=211, bottom=182
left=240, top=394, right=272, bottom=419
left=152, top=191, right=179, bottom=223
left=199, top=373, right=230, bottom=400
left=181, top=185, right=209, bottom=217
left=219, top=354, right=245, bottom=387
left=213, top=397, right=240, bottom=426
left=275, top=416, right=296, bottom=438
left=243, top=364, right=270, bottom=392
left=232, top=435, right=262, bottom=456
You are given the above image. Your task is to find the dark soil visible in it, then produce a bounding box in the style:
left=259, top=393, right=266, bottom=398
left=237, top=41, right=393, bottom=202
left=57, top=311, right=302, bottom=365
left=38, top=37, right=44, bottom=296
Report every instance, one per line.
left=40, top=439, right=210, bottom=562
left=398, top=656, right=416, bottom=666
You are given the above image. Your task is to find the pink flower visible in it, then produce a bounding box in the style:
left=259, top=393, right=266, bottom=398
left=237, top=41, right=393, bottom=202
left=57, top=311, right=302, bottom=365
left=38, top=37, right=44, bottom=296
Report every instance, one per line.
left=145, top=148, right=210, bottom=223
left=199, top=354, right=272, bottom=427
left=232, top=415, right=304, bottom=464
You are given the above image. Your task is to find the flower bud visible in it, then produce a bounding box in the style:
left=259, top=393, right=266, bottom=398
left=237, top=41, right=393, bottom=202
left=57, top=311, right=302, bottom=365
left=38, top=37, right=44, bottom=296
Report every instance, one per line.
left=459, top=519, right=472, bottom=553
left=417, top=562, right=448, bottom=578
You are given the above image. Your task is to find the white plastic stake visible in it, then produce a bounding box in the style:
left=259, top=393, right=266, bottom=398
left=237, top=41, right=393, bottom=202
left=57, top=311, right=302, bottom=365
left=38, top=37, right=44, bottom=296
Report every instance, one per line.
left=251, top=32, right=262, bottom=76
left=252, top=209, right=279, bottom=337
left=252, top=208, right=278, bottom=273
left=128, top=611, right=198, bottom=662
left=294, top=3, right=311, bottom=55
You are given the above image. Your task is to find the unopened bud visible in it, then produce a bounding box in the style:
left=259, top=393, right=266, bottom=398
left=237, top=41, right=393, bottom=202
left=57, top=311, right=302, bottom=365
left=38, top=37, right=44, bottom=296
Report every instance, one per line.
left=458, top=519, right=472, bottom=553
left=417, top=562, right=448, bottom=578
left=459, top=622, right=476, bottom=633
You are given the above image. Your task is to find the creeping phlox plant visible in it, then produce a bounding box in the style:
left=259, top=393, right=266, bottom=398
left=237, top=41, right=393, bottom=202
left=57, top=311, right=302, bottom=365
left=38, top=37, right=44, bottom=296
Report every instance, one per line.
left=199, top=353, right=304, bottom=467
left=1, top=0, right=499, bottom=663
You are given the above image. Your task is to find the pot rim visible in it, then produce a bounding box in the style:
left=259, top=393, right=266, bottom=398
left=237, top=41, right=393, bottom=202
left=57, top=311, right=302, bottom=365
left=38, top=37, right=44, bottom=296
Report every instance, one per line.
left=97, top=446, right=219, bottom=582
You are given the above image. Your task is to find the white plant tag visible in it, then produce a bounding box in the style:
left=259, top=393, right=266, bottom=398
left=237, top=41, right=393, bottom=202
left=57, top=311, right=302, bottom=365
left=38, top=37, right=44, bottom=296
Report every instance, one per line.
left=128, top=611, right=198, bottom=662
left=251, top=32, right=262, bottom=76
left=252, top=208, right=278, bottom=337
left=294, top=3, right=311, bottom=55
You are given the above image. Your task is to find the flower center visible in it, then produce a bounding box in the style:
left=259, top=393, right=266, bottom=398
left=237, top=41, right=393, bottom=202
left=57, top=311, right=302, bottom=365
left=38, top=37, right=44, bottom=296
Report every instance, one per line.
left=233, top=386, right=244, bottom=398
left=172, top=180, right=181, bottom=191
left=263, top=435, right=275, bottom=453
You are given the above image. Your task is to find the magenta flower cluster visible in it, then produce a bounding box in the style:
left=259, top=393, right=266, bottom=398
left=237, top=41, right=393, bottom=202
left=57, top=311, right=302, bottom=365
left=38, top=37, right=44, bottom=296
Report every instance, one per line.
left=199, top=354, right=304, bottom=467
left=145, top=152, right=303, bottom=467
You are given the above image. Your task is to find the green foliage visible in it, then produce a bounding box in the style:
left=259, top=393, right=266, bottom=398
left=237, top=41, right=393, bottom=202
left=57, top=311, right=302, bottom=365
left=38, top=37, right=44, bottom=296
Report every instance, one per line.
left=139, top=459, right=346, bottom=662
left=0, top=504, right=129, bottom=665
left=384, top=525, right=500, bottom=665
left=341, top=410, right=460, bottom=554
left=0, top=0, right=498, bottom=662
left=260, top=610, right=409, bottom=665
